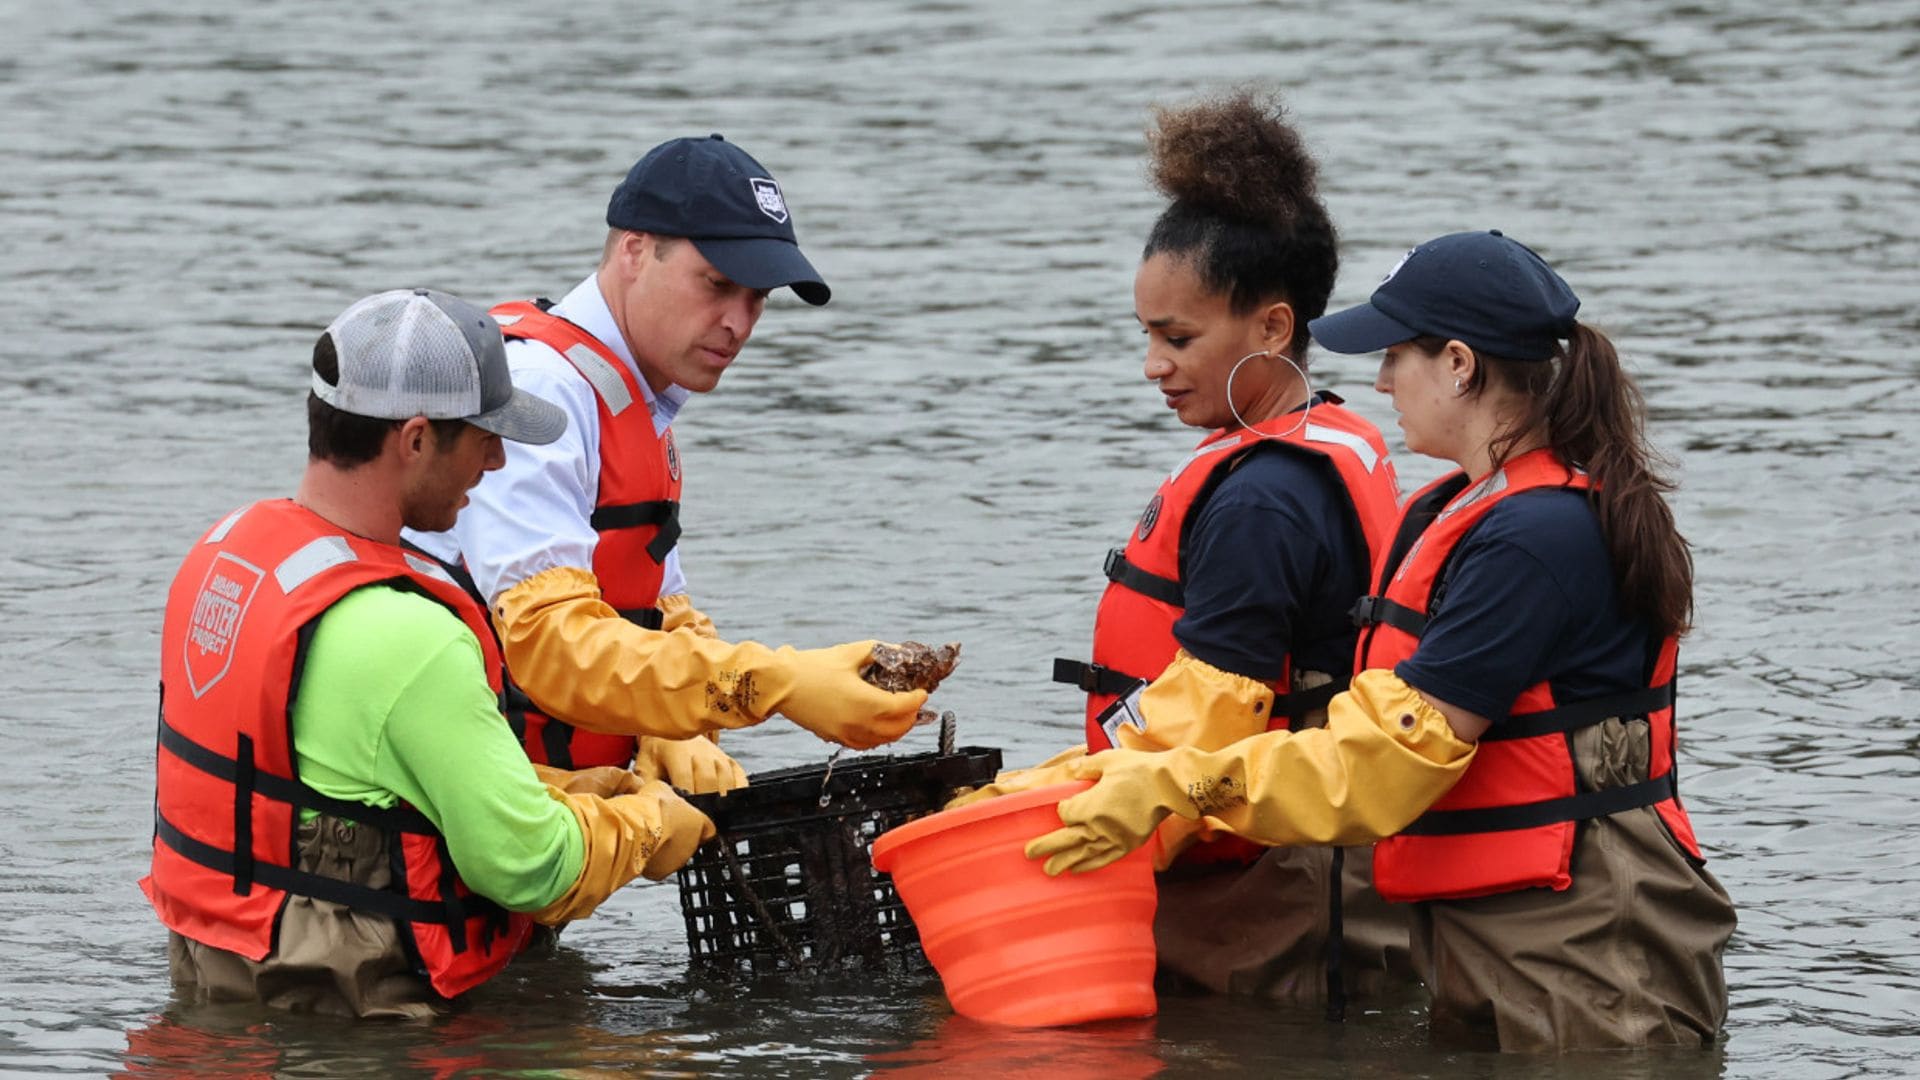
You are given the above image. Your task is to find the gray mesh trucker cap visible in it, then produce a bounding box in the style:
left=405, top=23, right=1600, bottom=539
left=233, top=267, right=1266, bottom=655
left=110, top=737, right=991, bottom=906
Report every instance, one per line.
left=315, top=289, right=567, bottom=444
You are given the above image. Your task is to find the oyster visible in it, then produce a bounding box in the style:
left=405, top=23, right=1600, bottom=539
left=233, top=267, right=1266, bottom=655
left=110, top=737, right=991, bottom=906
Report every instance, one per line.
left=862, top=641, right=962, bottom=693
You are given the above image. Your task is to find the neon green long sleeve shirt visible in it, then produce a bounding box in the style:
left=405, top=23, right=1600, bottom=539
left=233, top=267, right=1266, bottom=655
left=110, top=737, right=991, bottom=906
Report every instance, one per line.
left=288, top=584, right=583, bottom=911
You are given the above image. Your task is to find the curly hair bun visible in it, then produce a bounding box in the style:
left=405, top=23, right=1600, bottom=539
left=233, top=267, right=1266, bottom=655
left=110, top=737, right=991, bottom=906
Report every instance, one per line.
left=1148, top=87, right=1321, bottom=226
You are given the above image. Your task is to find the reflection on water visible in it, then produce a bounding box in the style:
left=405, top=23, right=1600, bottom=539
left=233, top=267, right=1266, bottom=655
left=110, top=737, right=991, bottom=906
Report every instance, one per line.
left=867, top=1014, right=1164, bottom=1080
left=3, top=0, right=1917, bottom=1076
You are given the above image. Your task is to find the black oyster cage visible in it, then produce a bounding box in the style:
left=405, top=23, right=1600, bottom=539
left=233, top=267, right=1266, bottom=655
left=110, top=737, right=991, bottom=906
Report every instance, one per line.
left=675, top=744, right=1002, bottom=978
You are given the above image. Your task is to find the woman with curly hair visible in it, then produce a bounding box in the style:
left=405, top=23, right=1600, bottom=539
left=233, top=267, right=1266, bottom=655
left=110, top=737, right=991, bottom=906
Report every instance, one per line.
left=966, top=89, right=1408, bottom=1012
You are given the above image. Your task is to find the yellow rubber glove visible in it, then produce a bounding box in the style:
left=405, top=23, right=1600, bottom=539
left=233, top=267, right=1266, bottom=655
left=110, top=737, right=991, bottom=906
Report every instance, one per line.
left=657, top=593, right=718, bottom=638
left=944, top=743, right=1089, bottom=810
left=492, top=566, right=928, bottom=748
left=1111, top=649, right=1277, bottom=752
left=633, top=734, right=749, bottom=795
left=1115, top=651, right=1281, bottom=867
left=530, top=762, right=648, bottom=799
left=1025, top=668, right=1479, bottom=876
left=532, top=779, right=715, bottom=926
left=948, top=651, right=1268, bottom=827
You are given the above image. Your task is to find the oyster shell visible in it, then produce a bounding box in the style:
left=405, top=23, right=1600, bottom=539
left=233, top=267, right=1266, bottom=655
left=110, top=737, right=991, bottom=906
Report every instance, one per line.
left=862, top=641, right=962, bottom=693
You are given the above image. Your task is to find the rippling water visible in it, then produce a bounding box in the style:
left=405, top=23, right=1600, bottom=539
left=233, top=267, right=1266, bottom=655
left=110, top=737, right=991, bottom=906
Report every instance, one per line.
left=4, top=0, right=1916, bottom=1075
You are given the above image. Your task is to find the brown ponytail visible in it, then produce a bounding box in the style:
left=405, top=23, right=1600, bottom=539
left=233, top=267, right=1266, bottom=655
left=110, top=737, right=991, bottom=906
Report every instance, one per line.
left=1466, top=324, right=1694, bottom=637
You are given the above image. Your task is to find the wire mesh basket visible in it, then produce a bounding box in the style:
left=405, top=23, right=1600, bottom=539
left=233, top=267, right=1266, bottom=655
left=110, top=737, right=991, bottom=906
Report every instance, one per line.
left=675, top=736, right=1002, bottom=979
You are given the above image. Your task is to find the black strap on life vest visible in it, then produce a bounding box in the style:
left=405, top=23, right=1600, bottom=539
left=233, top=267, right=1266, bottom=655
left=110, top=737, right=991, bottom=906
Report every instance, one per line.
left=590, top=500, right=682, bottom=564
left=159, top=718, right=437, bottom=836
left=1477, top=682, right=1676, bottom=743
left=502, top=682, right=536, bottom=746
left=1399, top=676, right=1679, bottom=834
left=1285, top=679, right=1341, bottom=727
left=433, top=839, right=469, bottom=954
left=1398, top=773, right=1677, bottom=836
left=616, top=606, right=665, bottom=630
left=540, top=714, right=577, bottom=770
left=153, top=717, right=509, bottom=931
left=1347, top=594, right=1429, bottom=637
left=1051, top=657, right=1146, bottom=696
left=1104, top=547, right=1184, bottom=607
left=152, top=810, right=494, bottom=928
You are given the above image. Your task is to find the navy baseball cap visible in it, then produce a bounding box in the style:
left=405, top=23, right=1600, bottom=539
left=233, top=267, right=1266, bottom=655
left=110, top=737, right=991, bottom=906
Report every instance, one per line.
left=606, top=134, right=830, bottom=306
left=1309, top=230, right=1580, bottom=361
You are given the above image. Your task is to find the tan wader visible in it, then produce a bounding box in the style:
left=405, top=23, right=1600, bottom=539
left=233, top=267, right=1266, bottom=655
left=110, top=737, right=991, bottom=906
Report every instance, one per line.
left=1152, top=672, right=1417, bottom=1008
left=168, top=814, right=447, bottom=1020
left=1154, top=842, right=1413, bottom=1007
left=1411, top=716, right=1736, bottom=1052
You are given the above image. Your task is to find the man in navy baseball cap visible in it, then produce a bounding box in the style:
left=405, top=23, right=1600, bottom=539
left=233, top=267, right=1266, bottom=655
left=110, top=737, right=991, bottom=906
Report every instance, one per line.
left=403, top=133, right=932, bottom=847
left=1309, top=230, right=1579, bottom=361
left=606, top=133, right=829, bottom=306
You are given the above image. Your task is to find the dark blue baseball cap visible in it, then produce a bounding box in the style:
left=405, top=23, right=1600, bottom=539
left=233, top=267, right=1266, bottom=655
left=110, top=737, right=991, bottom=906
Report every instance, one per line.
left=606, top=134, right=830, bottom=306
left=1309, top=230, right=1579, bottom=361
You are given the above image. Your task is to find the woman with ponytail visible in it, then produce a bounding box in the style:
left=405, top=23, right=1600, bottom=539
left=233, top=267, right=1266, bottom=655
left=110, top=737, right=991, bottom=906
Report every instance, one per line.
left=957, top=90, right=1410, bottom=1010
left=1027, top=230, right=1735, bottom=1051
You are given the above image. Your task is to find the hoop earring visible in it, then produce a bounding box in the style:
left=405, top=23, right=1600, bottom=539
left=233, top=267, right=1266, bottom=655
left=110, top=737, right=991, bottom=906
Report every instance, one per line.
left=1226, top=350, right=1314, bottom=441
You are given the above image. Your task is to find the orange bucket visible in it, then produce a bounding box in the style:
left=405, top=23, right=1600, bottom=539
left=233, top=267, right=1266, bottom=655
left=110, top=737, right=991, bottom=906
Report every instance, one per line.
left=871, top=781, right=1158, bottom=1027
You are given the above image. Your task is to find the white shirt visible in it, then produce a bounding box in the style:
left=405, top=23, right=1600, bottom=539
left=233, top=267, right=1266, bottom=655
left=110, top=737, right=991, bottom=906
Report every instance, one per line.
left=405, top=274, right=691, bottom=604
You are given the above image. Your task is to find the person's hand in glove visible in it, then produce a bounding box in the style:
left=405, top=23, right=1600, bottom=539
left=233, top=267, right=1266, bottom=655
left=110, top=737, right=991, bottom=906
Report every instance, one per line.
left=531, top=762, right=648, bottom=799
left=945, top=744, right=1089, bottom=810
left=763, top=640, right=928, bottom=750
left=492, top=567, right=924, bottom=747
left=1025, top=668, right=1480, bottom=876
left=533, top=779, right=715, bottom=925
left=633, top=734, right=749, bottom=795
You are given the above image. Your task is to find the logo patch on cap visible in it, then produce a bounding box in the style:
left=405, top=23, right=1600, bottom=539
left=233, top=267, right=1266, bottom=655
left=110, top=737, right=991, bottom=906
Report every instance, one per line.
left=1380, top=246, right=1416, bottom=285
left=750, top=178, right=788, bottom=224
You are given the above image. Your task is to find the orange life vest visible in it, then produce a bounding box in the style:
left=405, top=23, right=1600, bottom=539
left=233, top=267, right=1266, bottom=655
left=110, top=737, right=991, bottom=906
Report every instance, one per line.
left=142, top=499, right=532, bottom=999
left=489, top=300, right=684, bottom=768
left=1354, top=448, right=1703, bottom=902
left=1056, top=396, right=1400, bottom=749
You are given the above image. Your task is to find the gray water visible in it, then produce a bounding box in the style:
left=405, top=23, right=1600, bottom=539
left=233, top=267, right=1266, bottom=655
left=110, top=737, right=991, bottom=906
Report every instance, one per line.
left=3, top=0, right=1916, bottom=1076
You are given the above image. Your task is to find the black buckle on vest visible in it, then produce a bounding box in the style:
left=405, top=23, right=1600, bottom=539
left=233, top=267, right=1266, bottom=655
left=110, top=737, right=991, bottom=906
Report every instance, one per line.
left=590, top=501, right=681, bottom=565
left=1348, top=594, right=1429, bottom=637
left=1051, top=658, right=1143, bottom=697
left=1103, top=548, right=1185, bottom=607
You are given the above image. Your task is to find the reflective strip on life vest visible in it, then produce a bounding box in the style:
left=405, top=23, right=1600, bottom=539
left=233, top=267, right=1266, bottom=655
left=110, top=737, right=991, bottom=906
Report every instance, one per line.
left=274, top=536, right=357, bottom=594
left=563, top=343, right=634, bottom=416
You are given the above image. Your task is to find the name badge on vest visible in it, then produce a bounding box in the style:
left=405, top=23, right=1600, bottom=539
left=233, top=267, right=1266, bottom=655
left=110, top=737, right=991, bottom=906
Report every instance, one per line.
left=1096, top=679, right=1152, bottom=746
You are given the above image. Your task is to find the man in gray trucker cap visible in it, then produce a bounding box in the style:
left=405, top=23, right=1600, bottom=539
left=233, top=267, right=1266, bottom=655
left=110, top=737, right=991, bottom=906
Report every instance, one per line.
left=144, top=288, right=714, bottom=1018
